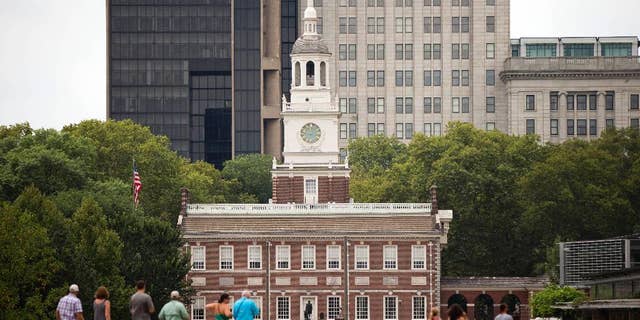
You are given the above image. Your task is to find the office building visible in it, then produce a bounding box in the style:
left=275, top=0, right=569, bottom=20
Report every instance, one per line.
left=106, top=0, right=283, bottom=168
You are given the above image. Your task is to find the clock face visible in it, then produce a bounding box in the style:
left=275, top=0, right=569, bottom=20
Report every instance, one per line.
left=300, top=123, right=322, bottom=144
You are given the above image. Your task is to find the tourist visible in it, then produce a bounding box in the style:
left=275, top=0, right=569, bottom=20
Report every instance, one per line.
left=206, top=293, right=233, bottom=320
left=93, top=286, right=111, bottom=320
left=447, top=304, right=467, bottom=320
left=56, top=284, right=84, bottom=320
left=130, top=280, right=155, bottom=320
left=495, top=303, right=513, bottom=320
left=232, top=290, right=260, bottom=320
left=158, top=291, right=189, bottom=320
left=428, top=307, right=441, bottom=320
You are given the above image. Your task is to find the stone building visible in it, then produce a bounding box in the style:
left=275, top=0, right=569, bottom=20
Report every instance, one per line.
left=179, top=4, right=453, bottom=319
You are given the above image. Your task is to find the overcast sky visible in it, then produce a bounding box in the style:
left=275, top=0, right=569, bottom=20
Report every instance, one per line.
left=1, top=0, right=639, bottom=129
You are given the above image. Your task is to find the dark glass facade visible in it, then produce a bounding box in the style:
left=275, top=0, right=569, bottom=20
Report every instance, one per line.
left=108, top=0, right=234, bottom=168
left=281, top=0, right=298, bottom=100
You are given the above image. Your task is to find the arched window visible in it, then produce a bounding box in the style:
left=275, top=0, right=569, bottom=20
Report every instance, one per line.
left=447, top=294, right=467, bottom=313
left=295, top=61, right=301, bottom=87
left=474, top=294, right=494, bottom=320
left=500, top=294, right=522, bottom=320
left=306, top=61, right=315, bottom=86
left=320, top=62, right=326, bottom=86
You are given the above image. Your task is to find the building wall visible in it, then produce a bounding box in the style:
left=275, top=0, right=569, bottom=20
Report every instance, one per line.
left=272, top=176, right=350, bottom=204
left=440, top=289, right=532, bottom=320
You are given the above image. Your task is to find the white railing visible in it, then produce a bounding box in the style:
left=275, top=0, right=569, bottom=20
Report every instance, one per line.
left=186, top=203, right=433, bottom=215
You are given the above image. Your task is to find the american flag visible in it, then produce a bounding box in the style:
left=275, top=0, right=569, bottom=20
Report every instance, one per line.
left=133, top=160, right=142, bottom=207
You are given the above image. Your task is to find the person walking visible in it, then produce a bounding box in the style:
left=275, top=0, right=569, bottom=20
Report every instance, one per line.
left=158, top=291, right=189, bottom=320
left=93, top=286, right=111, bottom=320
left=232, top=290, right=260, bottom=320
left=447, top=304, right=467, bottom=320
left=428, top=307, right=441, bottom=320
left=495, top=304, right=513, bottom=320
left=206, top=293, right=233, bottom=320
left=130, top=280, right=155, bottom=320
left=56, top=284, right=84, bottom=320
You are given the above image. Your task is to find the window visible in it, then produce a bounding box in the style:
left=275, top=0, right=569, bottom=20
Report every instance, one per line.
left=349, top=123, right=357, bottom=139
left=601, top=43, right=633, bottom=57
left=486, top=122, right=496, bottom=131
left=327, top=245, right=341, bottom=269
left=250, top=297, right=262, bottom=320
left=395, top=44, right=403, bottom=60
left=318, top=18, right=323, bottom=34
left=550, top=119, right=559, bottom=136
left=405, top=71, right=414, bottom=86
left=577, top=95, right=587, bottom=110
left=248, top=245, right=262, bottom=270
left=340, top=123, right=348, bottom=139
left=589, top=94, right=597, bottom=110
left=339, top=71, right=347, bottom=87
left=412, top=296, right=426, bottom=320
left=405, top=17, right=413, bottom=33
left=631, top=94, right=639, bottom=110
left=377, top=45, right=385, bottom=60
left=367, top=45, right=375, bottom=60
left=452, top=44, right=460, bottom=59
left=567, top=95, right=575, bottom=110
left=577, top=119, right=587, bottom=136
left=377, top=98, right=385, bottom=113
left=349, top=71, right=357, bottom=87
left=356, top=296, right=369, bottom=320
left=328, top=297, right=341, bottom=320
left=526, top=119, right=535, bottom=135
left=302, top=245, right=316, bottom=270
left=486, top=43, right=495, bottom=59
left=412, top=245, right=426, bottom=269
left=424, top=123, right=432, bottom=136
left=423, top=44, right=431, bottom=59
left=220, top=245, right=233, bottom=270
left=452, top=17, right=460, bottom=33
left=378, top=123, right=386, bottom=135
left=276, top=245, right=290, bottom=270
left=486, top=97, right=495, bottom=113
left=526, top=44, right=556, bottom=57
left=191, top=246, right=205, bottom=270
left=434, top=97, right=442, bottom=113
left=367, top=98, right=376, bottom=113
left=461, top=44, right=469, bottom=59
left=192, top=297, right=205, bottom=320
left=405, top=123, right=414, bottom=139
left=368, top=123, right=376, bottom=137
left=396, top=123, right=404, bottom=139
left=277, top=297, right=290, bottom=320
left=486, top=70, right=495, bottom=86
left=433, top=70, right=441, bottom=86
left=424, top=70, right=432, bottom=86
left=349, top=44, right=357, bottom=60
left=631, top=118, right=640, bottom=130
left=606, top=119, right=615, bottom=129
left=396, top=97, right=404, bottom=113
left=512, top=44, right=520, bottom=57
left=424, top=97, right=432, bottom=113
left=433, top=44, right=441, bottom=59
left=452, top=70, right=460, bottom=86
left=486, top=0, right=495, bottom=5
left=433, top=17, right=441, bottom=33
left=384, top=296, right=398, bottom=320
left=606, top=91, right=615, bottom=110
left=461, top=70, right=469, bottom=86
left=550, top=92, right=559, bottom=111
left=314, top=0, right=323, bottom=6
left=348, top=17, right=357, bottom=34
left=405, top=44, right=413, bottom=60
left=564, top=43, right=594, bottom=57
left=423, top=17, right=431, bottom=33
left=526, top=95, right=535, bottom=111
left=461, top=97, right=470, bottom=113
left=461, top=17, right=469, bottom=32
left=355, top=245, right=369, bottom=269
left=433, top=123, right=442, bottom=136
left=590, top=119, right=597, bottom=136
left=339, top=17, right=347, bottom=34
left=567, top=119, right=575, bottom=136
left=367, top=17, right=376, bottom=34
left=377, top=17, right=385, bottom=33
left=405, top=97, right=414, bottom=113
left=395, top=71, right=403, bottom=86
left=395, top=17, right=403, bottom=33
left=374, top=71, right=384, bottom=87
left=486, top=16, right=495, bottom=32
left=339, top=45, right=347, bottom=60
left=339, top=148, right=347, bottom=163
left=367, top=71, right=375, bottom=87
left=452, top=97, right=460, bottom=113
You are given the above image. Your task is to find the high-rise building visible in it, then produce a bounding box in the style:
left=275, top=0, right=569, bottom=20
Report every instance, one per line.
left=303, top=0, right=510, bottom=158
left=106, top=0, right=283, bottom=169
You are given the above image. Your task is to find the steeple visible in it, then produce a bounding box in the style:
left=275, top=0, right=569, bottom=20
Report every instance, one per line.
left=302, top=0, right=319, bottom=39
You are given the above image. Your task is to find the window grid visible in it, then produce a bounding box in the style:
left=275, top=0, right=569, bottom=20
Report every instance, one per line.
left=302, top=245, right=316, bottom=270
left=192, top=297, right=206, bottom=320
left=248, top=245, right=262, bottom=270
left=276, top=245, right=290, bottom=270
left=384, top=296, right=398, bottom=320
left=219, top=245, right=233, bottom=270
left=412, top=296, right=426, bottom=320
left=355, top=245, right=369, bottom=270
left=328, top=296, right=341, bottom=320
left=356, top=296, right=369, bottom=320
left=277, top=297, right=290, bottom=320
left=412, top=245, right=426, bottom=269
left=327, top=245, right=341, bottom=269
left=384, top=245, right=398, bottom=269
left=191, top=246, right=205, bottom=270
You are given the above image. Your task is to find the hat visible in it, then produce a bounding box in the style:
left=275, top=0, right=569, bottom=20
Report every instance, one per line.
left=69, top=284, right=79, bottom=293
left=170, top=291, right=180, bottom=299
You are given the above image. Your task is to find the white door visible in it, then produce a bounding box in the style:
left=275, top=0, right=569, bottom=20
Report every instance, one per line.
left=301, top=296, right=317, bottom=320
left=304, top=178, right=318, bottom=204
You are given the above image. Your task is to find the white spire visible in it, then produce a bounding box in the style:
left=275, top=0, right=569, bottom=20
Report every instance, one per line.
left=303, top=0, right=318, bottom=37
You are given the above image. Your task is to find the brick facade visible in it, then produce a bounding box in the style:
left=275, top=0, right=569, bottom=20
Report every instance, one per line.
left=272, top=176, right=350, bottom=204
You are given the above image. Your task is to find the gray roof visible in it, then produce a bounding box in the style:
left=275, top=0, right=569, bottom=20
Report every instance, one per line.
left=292, top=37, right=330, bottom=54
left=441, top=276, right=549, bottom=289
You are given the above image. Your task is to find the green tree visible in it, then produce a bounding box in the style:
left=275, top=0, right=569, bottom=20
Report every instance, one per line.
left=222, top=154, right=272, bottom=203
left=531, top=285, right=586, bottom=318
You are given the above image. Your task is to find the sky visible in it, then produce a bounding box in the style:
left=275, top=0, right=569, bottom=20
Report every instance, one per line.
left=1, top=0, right=639, bottom=130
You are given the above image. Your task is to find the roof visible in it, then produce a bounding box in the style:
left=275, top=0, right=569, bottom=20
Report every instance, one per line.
left=554, top=299, right=640, bottom=310
left=292, top=37, right=330, bottom=54
left=441, top=276, right=549, bottom=290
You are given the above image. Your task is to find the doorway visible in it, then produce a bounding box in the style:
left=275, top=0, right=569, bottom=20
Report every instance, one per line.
left=300, top=296, right=318, bottom=320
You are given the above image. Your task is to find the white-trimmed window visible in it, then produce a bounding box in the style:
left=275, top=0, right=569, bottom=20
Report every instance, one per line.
left=328, top=296, right=342, bottom=320
left=327, top=245, right=341, bottom=269
left=302, top=245, right=316, bottom=270
left=355, top=245, right=369, bottom=270
left=219, top=245, right=233, bottom=270
left=248, top=245, right=262, bottom=270
left=191, top=246, right=205, bottom=270
left=383, top=245, right=398, bottom=270
left=277, top=296, right=290, bottom=320
left=250, top=297, right=262, bottom=320
left=192, top=296, right=206, bottom=320
left=384, top=296, right=398, bottom=320
left=356, top=296, right=369, bottom=320
left=412, top=245, right=426, bottom=270
left=276, top=245, right=291, bottom=270
left=412, top=296, right=426, bottom=320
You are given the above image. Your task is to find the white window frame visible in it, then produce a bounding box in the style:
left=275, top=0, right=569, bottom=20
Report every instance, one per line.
left=304, top=178, right=318, bottom=204
left=248, top=245, right=262, bottom=270
left=356, top=296, right=370, bottom=320
left=384, top=296, right=398, bottom=320
left=250, top=297, right=263, bottom=320
left=191, top=246, right=206, bottom=271
left=276, top=245, right=291, bottom=270
left=412, top=296, right=427, bottom=320
left=355, top=245, right=370, bottom=270
left=192, top=296, right=206, bottom=320
left=411, top=245, right=427, bottom=270
left=383, top=245, right=398, bottom=270
left=327, top=296, right=342, bottom=320
left=302, top=245, right=316, bottom=270
left=326, top=245, right=342, bottom=270
left=219, top=245, right=234, bottom=270
left=277, top=296, right=291, bottom=320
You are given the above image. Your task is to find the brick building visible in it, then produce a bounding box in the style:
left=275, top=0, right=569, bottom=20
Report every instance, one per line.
left=180, top=4, right=453, bottom=319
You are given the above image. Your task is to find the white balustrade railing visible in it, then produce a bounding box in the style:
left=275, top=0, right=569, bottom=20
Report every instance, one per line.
left=186, top=203, right=432, bottom=215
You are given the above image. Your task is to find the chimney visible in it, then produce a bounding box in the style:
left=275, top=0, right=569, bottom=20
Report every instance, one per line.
left=429, top=185, right=438, bottom=216
left=180, top=187, right=190, bottom=216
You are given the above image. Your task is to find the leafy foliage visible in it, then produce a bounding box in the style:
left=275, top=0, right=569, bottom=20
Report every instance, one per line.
left=531, top=285, right=586, bottom=318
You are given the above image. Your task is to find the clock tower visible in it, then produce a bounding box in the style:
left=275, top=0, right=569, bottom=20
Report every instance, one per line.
left=272, top=0, right=350, bottom=204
